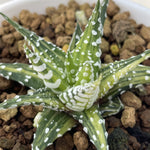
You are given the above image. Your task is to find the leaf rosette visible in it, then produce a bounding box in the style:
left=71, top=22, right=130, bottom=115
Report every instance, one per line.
left=0, top=0, right=150, bottom=150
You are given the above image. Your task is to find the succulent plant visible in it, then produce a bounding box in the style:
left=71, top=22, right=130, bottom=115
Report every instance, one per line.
left=0, top=0, right=150, bottom=149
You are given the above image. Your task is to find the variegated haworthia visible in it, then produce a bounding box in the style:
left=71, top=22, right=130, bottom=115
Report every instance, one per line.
left=0, top=0, right=150, bottom=149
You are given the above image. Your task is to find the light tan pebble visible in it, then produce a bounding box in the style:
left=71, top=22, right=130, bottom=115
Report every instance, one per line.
left=121, top=106, right=136, bottom=128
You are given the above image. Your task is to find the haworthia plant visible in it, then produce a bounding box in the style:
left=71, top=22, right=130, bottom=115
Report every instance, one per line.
left=0, top=0, right=150, bottom=149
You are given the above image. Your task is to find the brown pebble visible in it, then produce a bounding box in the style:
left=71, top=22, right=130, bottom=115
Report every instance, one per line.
left=0, top=137, right=15, bottom=149
left=2, top=20, right=10, bottom=27
left=121, top=91, right=142, bottom=110
left=24, top=130, right=33, bottom=141
left=100, top=38, right=109, bottom=53
left=140, top=109, right=150, bottom=128
left=58, top=4, right=67, bottom=14
left=73, top=131, right=89, bottom=150
left=12, top=142, right=28, bottom=150
left=140, top=25, right=150, bottom=42
left=46, top=7, right=58, bottom=17
left=104, top=54, right=113, bottom=63
left=55, top=133, right=74, bottom=150
left=80, top=3, right=90, bottom=11
left=147, top=42, right=150, bottom=49
left=0, top=47, right=9, bottom=57
left=3, top=123, right=17, bottom=133
left=68, top=0, right=80, bottom=11
left=65, top=21, right=75, bottom=35
left=6, top=93, right=16, bottom=100
left=103, top=18, right=111, bottom=38
left=122, top=38, right=135, bottom=51
left=107, top=0, right=120, bottom=17
left=19, top=10, right=32, bottom=27
left=43, top=28, right=55, bottom=39
left=2, top=34, right=15, bottom=45
left=22, top=119, right=33, bottom=128
left=20, top=105, right=38, bottom=119
left=31, top=18, right=41, bottom=30
left=121, top=106, right=136, bottom=128
left=85, top=8, right=92, bottom=19
left=13, top=31, right=23, bottom=40
left=51, top=14, right=66, bottom=26
left=129, top=136, right=141, bottom=150
left=128, top=34, right=146, bottom=47
left=120, top=49, right=135, bottom=60
left=112, top=11, right=130, bottom=22
left=56, top=36, right=71, bottom=47
left=144, top=96, right=150, bottom=106
left=55, top=24, right=65, bottom=34
left=0, top=39, right=5, bottom=49
left=0, top=76, right=12, bottom=90
left=9, top=44, right=19, bottom=57
left=0, top=128, right=6, bottom=136
left=107, top=116, right=121, bottom=128
left=0, top=27, right=5, bottom=36
left=66, top=9, right=75, bottom=21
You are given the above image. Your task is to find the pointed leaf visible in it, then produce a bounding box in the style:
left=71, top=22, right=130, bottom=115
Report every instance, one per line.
left=0, top=62, right=45, bottom=89
left=104, top=64, right=150, bottom=100
left=59, top=75, right=102, bottom=111
left=99, top=49, right=150, bottom=98
left=24, top=45, right=68, bottom=93
left=72, top=105, right=108, bottom=150
left=0, top=89, right=68, bottom=111
left=65, top=0, right=108, bottom=85
left=32, top=109, right=76, bottom=150
left=0, top=13, right=65, bottom=69
left=68, top=22, right=82, bottom=52
left=0, top=13, right=69, bottom=93
left=100, top=97, right=124, bottom=117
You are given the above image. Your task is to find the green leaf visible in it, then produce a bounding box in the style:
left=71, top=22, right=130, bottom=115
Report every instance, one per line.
left=32, top=109, right=76, bottom=150
left=59, top=74, right=102, bottom=111
left=65, top=0, right=108, bottom=85
left=100, top=97, right=124, bottom=117
left=0, top=89, right=68, bottom=111
left=72, top=105, right=108, bottom=150
left=104, top=64, right=150, bottom=100
left=0, top=62, right=45, bottom=89
left=99, top=49, right=150, bottom=98
left=74, top=61, right=94, bottom=86
left=68, top=22, right=82, bottom=52
left=0, top=13, right=65, bottom=69
left=0, top=12, right=69, bottom=93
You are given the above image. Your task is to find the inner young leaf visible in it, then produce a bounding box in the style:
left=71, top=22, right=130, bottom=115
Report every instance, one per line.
left=65, top=0, right=108, bottom=85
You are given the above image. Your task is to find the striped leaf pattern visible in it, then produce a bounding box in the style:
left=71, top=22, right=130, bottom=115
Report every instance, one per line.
left=100, top=97, right=124, bottom=117
left=32, top=109, right=76, bottom=150
left=1, top=0, right=150, bottom=150
left=99, top=49, right=150, bottom=98
left=0, top=12, right=68, bottom=93
left=59, top=75, right=102, bottom=111
left=72, top=105, right=108, bottom=150
left=65, top=0, right=108, bottom=85
left=0, top=63, right=45, bottom=89
left=0, top=89, right=68, bottom=111
left=104, top=65, right=150, bottom=100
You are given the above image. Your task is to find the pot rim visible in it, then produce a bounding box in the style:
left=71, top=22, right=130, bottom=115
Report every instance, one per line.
left=0, top=0, right=150, bottom=26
